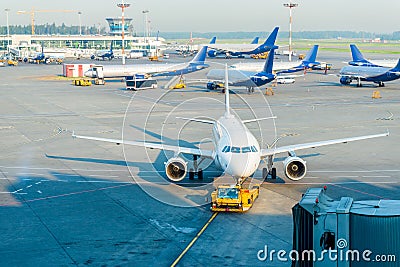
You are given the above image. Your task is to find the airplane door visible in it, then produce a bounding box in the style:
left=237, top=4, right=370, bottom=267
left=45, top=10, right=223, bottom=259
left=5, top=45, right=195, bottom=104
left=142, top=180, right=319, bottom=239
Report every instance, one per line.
left=95, top=66, right=104, bottom=79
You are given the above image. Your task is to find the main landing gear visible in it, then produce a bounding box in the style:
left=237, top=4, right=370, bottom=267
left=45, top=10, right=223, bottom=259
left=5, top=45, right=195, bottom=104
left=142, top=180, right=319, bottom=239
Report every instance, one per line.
left=262, top=167, right=277, bottom=180
left=262, top=155, right=276, bottom=180
left=247, top=87, right=255, bottom=93
left=189, top=155, right=203, bottom=180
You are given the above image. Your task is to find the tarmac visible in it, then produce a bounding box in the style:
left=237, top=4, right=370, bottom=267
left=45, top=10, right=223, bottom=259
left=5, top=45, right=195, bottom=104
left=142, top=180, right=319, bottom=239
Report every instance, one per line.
left=0, top=49, right=399, bottom=266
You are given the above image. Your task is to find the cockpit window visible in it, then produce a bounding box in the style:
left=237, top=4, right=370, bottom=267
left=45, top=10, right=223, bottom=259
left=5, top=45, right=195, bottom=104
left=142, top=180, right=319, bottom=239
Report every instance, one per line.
left=222, top=146, right=230, bottom=153
left=242, top=147, right=251, bottom=153
left=223, top=145, right=258, bottom=153
left=231, top=147, right=240, bottom=153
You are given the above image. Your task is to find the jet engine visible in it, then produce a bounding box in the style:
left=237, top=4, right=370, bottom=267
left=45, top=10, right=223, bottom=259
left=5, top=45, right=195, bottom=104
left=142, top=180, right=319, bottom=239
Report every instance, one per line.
left=165, top=157, right=187, bottom=182
left=207, top=50, right=218, bottom=57
left=340, top=77, right=352, bottom=85
left=283, top=156, right=307, bottom=181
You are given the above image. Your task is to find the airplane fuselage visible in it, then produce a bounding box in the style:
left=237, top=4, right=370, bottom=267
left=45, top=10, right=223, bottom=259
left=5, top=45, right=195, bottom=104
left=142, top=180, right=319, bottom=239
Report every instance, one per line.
left=84, top=63, right=191, bottom=78
left=340, top=65, right=400, bottom=83
left=212, top=113, right=261, bottom=178
left=206, top=69, right=275, bottom=88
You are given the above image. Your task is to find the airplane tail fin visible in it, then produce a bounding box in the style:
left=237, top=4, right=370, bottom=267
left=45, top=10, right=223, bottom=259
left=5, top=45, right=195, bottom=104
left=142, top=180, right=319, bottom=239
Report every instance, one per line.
left=391, top=59, right=400, bottom=71
left=261, top=27, right=279, bottom=49
left=209, top=37, right=217, bottom=44
left=350, top=44, right=367, bottom=63
left=190, top=46, right=208, bottom=64
left=251, top=37, right=260, bottom=44
left=262, top=49, right=275, bottom=74
left=303, top=45, right=319, bottom=63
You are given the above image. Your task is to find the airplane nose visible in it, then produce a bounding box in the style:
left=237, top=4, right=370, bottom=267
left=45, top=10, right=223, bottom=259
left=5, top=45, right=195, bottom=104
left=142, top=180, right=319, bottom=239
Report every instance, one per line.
left=84, top=70, right=94, bottom=78
left=226, top=155, right=256, bottom=177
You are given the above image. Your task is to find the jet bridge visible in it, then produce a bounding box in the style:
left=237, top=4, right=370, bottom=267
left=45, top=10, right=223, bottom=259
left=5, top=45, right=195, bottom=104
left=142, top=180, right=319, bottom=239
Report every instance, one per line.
left=292, top=187, right=399, bottom=267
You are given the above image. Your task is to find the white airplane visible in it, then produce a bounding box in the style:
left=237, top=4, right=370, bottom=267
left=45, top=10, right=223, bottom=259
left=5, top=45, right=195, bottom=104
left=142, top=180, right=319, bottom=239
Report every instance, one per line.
left=84, top=46, right=209, bottom=79
left=230, top=45, right=320, bottom=74
left=73, top=66, right=388, bottom=182
left=207, top=27, right=279, bottom=58
left=339, top=59, right=400, bottom=87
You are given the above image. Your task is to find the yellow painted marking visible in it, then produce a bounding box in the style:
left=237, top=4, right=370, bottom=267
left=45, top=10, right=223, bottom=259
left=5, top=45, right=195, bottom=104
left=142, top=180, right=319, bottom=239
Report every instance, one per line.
left=170, top=212, right=219, bottom=267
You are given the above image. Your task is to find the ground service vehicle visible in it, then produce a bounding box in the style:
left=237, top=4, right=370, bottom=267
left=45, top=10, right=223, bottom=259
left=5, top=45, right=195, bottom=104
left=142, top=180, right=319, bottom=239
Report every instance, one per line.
left=207, top=81, right=225, bottom=91
left=125, top=75, right=157, bottom=90
left=7, top=59, right=18, bottom=66
left=73, top=79, right=92, bottom=86
left=211, top=184, right=260, bottom=212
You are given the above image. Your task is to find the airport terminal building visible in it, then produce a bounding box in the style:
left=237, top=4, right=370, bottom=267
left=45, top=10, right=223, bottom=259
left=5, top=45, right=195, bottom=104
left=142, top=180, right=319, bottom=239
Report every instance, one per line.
left=1, top=17, right=166, bottom=58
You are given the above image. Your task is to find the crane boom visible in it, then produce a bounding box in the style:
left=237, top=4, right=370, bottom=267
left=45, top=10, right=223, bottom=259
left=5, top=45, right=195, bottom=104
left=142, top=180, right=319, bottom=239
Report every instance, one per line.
left=17, top=9, right=76, bottom=35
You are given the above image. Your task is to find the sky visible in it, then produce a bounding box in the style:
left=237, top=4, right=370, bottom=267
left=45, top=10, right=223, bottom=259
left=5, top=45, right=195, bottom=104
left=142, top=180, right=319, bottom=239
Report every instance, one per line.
left=2, top=0, right=400, bottom=34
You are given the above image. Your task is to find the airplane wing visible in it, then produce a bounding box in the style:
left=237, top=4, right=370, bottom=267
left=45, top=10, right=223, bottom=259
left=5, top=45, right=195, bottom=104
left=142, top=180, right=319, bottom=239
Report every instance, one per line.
left=339, top=73, right=367, bottom=79
left=276, top=74, right=304, bottom=79
left=260, top=132, right=388, bottom=158
left=207, top=45, right=242, bottom=54
left=72, top=133, right=215, bottom=159
left=207, top=69, right=256, bottom=84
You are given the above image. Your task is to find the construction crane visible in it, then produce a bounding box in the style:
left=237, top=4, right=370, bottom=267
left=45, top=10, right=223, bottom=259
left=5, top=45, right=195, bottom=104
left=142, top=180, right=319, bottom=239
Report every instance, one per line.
left=17, top=8, right=76, bottom=35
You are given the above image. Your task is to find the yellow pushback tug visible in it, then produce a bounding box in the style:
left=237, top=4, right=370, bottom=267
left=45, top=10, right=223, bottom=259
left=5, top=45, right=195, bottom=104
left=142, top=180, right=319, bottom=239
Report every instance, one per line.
left=211, top=183, right=260, bottom=212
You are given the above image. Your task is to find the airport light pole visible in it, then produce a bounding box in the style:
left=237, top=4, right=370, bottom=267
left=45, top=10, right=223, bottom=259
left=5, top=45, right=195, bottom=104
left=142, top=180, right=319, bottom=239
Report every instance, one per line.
left=78, top=11, right=82, bottom=36
left=5, top=8, right=10, bottom=47
left=142, top=10, right=149, bottom=43
left=117, top=0, right=130, bottom=65
left=283, top=1, right=298, bottom=61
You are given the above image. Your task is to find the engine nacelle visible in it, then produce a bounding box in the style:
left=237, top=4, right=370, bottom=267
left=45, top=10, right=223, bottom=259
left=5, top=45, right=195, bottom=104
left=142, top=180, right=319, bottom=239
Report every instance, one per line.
left=207, top=50, right=218, bottom=57
left=165, top=157, right=187, bottom=182
left=340, top=77, right=352, bottom=85
left=283, top=156, right=307, bottom=181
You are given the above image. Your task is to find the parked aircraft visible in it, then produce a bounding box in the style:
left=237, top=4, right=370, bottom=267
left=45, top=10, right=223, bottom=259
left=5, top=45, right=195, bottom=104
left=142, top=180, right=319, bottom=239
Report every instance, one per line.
left=73, top=65, right=388, bottom=182
left=206, top=48, right=276, bottom=92
left=207, top=36, right=260, bottom=58
left=207, top=27, right=279, bottom=58
left=84, top=46, right=209, bottom=79
left=339, top=59, right=400, bottom=87
left=230, top=45, right=320, bottom=74
left=348, top=44, right=397, bottom=68
left=91, top=42, right=114, bottom=60
left=23, top=43, right=64, bottom=64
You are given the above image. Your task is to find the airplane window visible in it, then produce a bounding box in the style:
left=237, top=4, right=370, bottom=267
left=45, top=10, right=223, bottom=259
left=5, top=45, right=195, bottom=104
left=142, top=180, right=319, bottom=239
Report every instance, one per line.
left=231, top=147, right=240, bottom=153
left=242, top=147, right=251, bottom=153
left=251, top=146, right=258, bottom=152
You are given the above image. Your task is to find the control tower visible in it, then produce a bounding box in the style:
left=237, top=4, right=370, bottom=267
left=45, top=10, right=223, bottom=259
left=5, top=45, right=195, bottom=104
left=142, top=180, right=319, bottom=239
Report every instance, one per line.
left=106, top=17, right=133, bottom=35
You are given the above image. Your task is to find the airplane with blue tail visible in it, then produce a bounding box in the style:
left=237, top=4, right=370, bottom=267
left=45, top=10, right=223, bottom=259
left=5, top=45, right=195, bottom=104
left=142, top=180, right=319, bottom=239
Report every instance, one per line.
left=85, top=46, right=209, bottom=79
left=230, top=45, right=320, bottom=75
left=207, top=27, right=279, bottom=58
left=339, top=58, right=400, bottom=87
left=348, top=44, right=397, bottom=68
left=91, top=42, right=114, bottom=60
left=207, top=36, right=260, bottom=58
left=206, top=48, right=276, bottom=92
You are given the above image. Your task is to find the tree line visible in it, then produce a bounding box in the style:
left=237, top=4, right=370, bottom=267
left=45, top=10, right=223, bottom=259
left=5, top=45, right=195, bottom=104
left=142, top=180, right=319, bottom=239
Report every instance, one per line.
left=1, top=25, right=400, bottom=40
